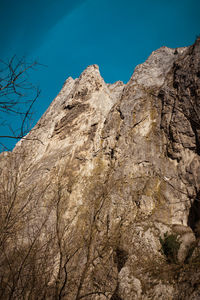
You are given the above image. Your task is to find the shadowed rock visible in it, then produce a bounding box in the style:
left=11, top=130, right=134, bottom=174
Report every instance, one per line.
left=0, top=38, right=200, bottom=299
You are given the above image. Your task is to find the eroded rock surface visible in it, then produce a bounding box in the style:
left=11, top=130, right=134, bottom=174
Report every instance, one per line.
left=0, top=39, right=200, bottom=299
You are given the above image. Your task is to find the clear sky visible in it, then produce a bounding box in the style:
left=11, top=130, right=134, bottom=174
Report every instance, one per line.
left=0, top=0, right=200, bottom=150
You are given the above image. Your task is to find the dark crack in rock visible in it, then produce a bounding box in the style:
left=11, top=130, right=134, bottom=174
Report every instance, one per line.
left=0, top=39, right=200, bottom=300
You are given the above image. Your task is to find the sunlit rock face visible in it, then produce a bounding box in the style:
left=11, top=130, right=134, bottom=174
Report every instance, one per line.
left=0, top=39, right=200, bottom=299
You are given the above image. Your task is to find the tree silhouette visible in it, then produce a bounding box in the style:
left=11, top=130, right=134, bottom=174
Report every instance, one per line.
left=0, top=55, right=41, bottom=151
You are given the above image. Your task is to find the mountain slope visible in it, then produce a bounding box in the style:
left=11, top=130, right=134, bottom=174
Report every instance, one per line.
left=0, top=38, right=200, bottom=299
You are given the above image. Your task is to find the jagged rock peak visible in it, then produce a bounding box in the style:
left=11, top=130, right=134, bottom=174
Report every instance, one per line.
left=1, top=39, right=200, bottom=300
left=71, top=64, right=106, bottom=95
left=129, top=46, right=187, bottom=88
left=78, top=64, right=101, bottom=86
left=80, top=63, right=100, bottom=75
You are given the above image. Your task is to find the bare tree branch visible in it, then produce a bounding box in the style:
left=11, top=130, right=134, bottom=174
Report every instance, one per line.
left=0, top=55, right=42, bottom=150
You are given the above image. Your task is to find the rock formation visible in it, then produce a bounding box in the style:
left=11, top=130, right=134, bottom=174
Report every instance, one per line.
left=0, top=38, right=200, bottom=299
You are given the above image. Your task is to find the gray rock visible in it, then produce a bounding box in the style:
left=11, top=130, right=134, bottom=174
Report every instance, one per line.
left=0, top=38, right=200, bottom=299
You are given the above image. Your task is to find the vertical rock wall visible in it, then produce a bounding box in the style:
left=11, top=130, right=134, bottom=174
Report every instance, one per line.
left=0, top=39, right=199, bottom=299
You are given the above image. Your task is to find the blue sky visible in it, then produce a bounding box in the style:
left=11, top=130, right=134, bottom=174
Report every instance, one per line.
left=0, top=0, right=200, bottom=150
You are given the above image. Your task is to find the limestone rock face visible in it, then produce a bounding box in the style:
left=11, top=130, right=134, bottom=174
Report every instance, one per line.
left=0, top=39, right=200, bottom=299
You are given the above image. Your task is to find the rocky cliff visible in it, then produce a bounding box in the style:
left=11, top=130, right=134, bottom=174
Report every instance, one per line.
left=0, top=38, right=200, bottom=299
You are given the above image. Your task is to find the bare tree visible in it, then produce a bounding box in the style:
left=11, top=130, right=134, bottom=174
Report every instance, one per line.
left=0, top=151, right=59, bottom=299
left=0, top=152, right=118, bottom=300
left=0, top=55, right=41, bottom=151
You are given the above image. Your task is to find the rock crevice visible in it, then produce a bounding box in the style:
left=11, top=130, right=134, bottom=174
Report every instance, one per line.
left=0, top=38, right=200, bottom=299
